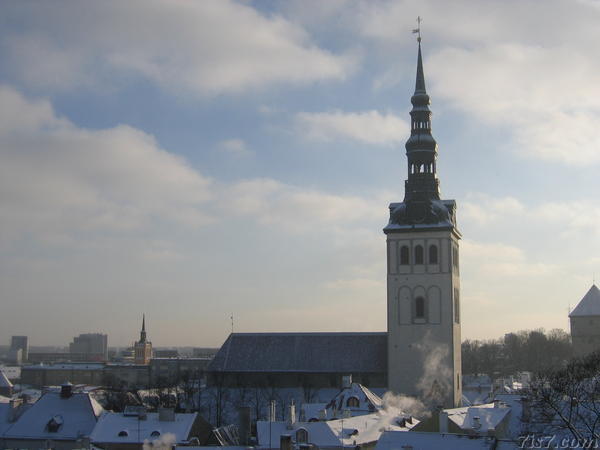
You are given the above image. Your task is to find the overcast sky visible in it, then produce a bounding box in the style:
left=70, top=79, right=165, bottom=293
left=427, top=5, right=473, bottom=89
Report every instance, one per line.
left=1, top=0, right=600, bottom=348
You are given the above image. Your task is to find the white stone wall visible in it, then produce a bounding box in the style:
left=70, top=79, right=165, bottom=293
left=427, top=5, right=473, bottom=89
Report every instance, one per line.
left=386, top=229, right=461, bottom=408
left=570, top=315, right=600, bottom=356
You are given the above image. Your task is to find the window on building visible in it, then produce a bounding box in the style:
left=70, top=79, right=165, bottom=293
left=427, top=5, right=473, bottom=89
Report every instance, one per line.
left=415, top=245, right=424, bottom=264
left=415, top=297, right=425, bottom=319
left=296, top=428, right=308, bottom=444
left=46, top=415, right=63, bottom=432
left=428, top=244, right=438, bottom=264
left=400, top=246, right=410, bottom=265
left=346, top=396, right=360, bottom=408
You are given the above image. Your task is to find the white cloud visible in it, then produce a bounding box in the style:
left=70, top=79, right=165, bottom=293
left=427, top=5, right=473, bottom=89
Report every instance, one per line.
left=1, top=0, right=354, bottom=96
left=220, top=178, right=385, bottom=233
left=0, top=86, right=212, bottom=244
left=462, top=240, right=556, bottom=278
left=461, top=194, right=525, bottom=226
left=218, top=138, right=252, bottom=158
left=296, top=110, right=409, bottom=145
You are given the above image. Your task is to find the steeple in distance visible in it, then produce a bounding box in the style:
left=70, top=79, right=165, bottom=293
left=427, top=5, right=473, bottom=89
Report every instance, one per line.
left=140, top=314, right=147, bottom=343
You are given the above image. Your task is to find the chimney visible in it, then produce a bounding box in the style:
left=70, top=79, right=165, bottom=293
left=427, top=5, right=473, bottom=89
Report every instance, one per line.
left=158, top=407, right=175, bottom=422
left=238, top=406, right=251, bottom=445
left=60, top=382, right=73, bottom=398
left=438, top=411, right=448, bottom=433
left=342, top=375, right=352, bottom=388
left=269, top=400, right=276, bottom=422
left=287, top=401, right=296, bottom=428
left=8, top=399, right=23, bottom=423
left=318, top=409, right=327, bottom=421
left=280, top=434, right=292, bottom=450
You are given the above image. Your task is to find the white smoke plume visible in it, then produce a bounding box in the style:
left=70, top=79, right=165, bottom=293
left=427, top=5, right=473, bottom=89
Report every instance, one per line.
left=381, top=391, right=431, bottom=419
left=415, top=333, right=452, bottom=408
left=143, top=432, right=177, bottom=450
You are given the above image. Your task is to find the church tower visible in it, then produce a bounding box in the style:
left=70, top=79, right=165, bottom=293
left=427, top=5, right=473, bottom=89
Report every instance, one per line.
left=134, top=314, right=153, bottom=365
left=384, top=38, right=462, bottom=408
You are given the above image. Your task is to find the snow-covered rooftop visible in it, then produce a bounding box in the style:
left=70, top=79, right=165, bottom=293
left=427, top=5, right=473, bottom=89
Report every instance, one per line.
left=570, top=284, right=600, bottom=317
left=448, top=404, right=510, bottom=433
left=25, top=363, right=105, bottom=371
left=3, top=391, right=103, bottom=440
left=257, top=410, right=417, bottom=449
left=376, top=431, right=501, bottom=450
left=90, top=411, right=197, bottom=444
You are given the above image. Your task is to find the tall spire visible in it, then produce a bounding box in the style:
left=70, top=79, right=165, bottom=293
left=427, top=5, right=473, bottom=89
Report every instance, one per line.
left=404, top=38, right=439, bottom=208
left=415, top=41, right=426, bottom=94
left=140, top=314, right=147, bottom=343
left=385, top=32, right=456, bottom=229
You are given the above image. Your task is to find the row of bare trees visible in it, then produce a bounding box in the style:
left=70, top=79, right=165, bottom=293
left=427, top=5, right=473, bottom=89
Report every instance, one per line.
left=462, top=328, right=572, bottom=376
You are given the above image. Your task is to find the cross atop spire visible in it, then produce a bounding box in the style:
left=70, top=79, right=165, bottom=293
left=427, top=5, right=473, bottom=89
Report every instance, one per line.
left=412, top=16, right=422, bottom=43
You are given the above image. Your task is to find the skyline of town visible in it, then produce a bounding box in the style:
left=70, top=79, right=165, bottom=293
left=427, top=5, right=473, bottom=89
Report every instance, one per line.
left=2, top=0, right=600, bottom=347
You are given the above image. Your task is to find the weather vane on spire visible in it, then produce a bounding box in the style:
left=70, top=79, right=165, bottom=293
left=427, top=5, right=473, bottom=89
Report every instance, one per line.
left=412, top=16, right=422, bottom=42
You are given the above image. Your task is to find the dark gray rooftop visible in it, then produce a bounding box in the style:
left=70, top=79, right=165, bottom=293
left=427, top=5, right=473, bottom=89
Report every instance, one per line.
left=208, top=332, right=387, bottom=373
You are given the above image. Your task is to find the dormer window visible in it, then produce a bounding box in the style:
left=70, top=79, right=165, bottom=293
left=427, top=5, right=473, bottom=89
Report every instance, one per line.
left=296, top=428, right=308, bottom=444
left=151, top=430, right=161, bottom=437
left=46, top=415, right=63, bottom=432
left=346, top=396, right=360, bottom=408
left=118, top=430, right=129, bottom=437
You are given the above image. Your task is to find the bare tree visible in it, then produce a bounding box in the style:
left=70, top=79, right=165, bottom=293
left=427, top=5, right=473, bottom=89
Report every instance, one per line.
left=526, top=351, right=600, bottom=446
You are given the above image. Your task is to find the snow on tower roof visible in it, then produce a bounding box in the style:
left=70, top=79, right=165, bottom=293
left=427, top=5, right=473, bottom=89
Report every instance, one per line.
left=570, top=285, right=600, bottom=317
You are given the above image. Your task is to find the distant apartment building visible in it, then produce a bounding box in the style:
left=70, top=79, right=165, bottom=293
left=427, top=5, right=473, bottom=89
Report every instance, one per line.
left=150, top=357, right=212, bottom=385
left=9, top=336, right=28, bottom=364
left=20, top=363, right=105, bottom=387
left=153, top=349, right=179, bottom=358
left=69, top=333, right=108, bottom=361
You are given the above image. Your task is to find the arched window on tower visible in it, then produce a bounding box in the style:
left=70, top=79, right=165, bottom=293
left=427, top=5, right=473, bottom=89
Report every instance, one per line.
left=400, top=246, right=409, bottom=265
left=428, top=245, right=438, bottom=264
left=414, top=245, right=424, bottom=264
left=415, top=296, right=426, bottom=320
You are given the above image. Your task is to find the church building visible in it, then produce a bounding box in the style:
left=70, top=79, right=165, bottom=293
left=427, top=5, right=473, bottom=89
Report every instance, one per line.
left=207, top=39, right=462, bottom=408
left=134, top=314, right=153, bottom=365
